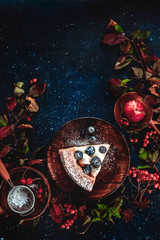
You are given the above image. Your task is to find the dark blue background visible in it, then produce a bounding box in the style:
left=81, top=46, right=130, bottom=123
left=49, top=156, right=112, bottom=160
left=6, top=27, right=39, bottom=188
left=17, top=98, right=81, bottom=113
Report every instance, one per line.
left=0, top=1, right=160, bottom=239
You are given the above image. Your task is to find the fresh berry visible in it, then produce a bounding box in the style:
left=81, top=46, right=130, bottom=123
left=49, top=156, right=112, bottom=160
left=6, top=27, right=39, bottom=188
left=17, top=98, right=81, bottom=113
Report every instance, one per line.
left=99, top=146, right=107, bottom=153
left=83, top=165, right=91, bottom=175
left=20, top=178, right=26, bottom=184
left=26, top=177, right=33, bottom=185
left=147, top=190, right=152, bottom=194
left=37, top=194, right=42, bottom=198
left=32, top=78, right=37, bottom=83
left=87, top=126, right=95, bottom=134
left=38, top=188, right=43, bottom=193
left=123, top=100, right=146, bottom=122
left=130, top=139, right=134, bottom=143
left=85, top=146, right=95, bottom=155
left=74, top=151, right=83, bottom=160
left=134, top=138, right=138, bottom=143
left=27, top=117, right=31, bottom=122
left=89, top=136, right=96, bottom=142
left=30, top=80, right=33, bottom=84
left=91, top=157, right=101, bottom=168
left=154, top=183, right=159, bottom=189
left=61, top=225, right=65, bottom=229
left=123, top=121, right=129, bottom=127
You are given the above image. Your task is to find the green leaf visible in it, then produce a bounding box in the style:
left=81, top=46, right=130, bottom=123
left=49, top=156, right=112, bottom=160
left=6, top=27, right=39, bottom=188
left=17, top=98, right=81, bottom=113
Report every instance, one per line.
left=97, top=204, right=108, bottom=210
left=109, top=207, right=121, bottom=219
left=0, top=116, right=7, bottom=127
left=136, top=165, right=151, bottom=169
left=91, top=209, right=100, bottom=218
left=92, top=217, right=101, bottom=223
left=152, top=150, right=159, bottom=162
left=131, top=29, right=141, bottom=39
left=138, top=148, right=148, bottom=160
left=82, top=216, right=91, bottom=226
left=114, top=58, right=132, bottom=70
left=139, top=30, right=150, bottom=39
left=121, top=78, right=131, bottom=86
left=115, top=24, right=124, bottom=33
left=101, top=210, right=108, bottom=219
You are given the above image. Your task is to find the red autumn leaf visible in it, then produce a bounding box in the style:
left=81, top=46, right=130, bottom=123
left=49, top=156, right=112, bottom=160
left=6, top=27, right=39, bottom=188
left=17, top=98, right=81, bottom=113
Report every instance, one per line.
left=0, top=125, right=13, bottom=140
left=109, top=78, right=121, bottom=87
left=28, top=82, right=46, bottom=97
left=5, top=97, right=17, bottom=111
left=28, top=159, right=45, bottom=166
left=17, top=124, right=34, bottom=130
left=140, top=49, right=149, bottom=64
left=102, top=33, right=126, bottom=46
left=50, top=201, right=65, bottom=224
left=122, top=41, right=131, bottom=54
left=118, top=55, right=126, bottom=64
left=107, top=19, right=118, bottom=31
left=144, top=95, right=158, bottom=105
left=146, top=65, right=156, bottom=75
left=148, top=54, right=159, bottom=63
left=0, top=146, right=11, bottom=158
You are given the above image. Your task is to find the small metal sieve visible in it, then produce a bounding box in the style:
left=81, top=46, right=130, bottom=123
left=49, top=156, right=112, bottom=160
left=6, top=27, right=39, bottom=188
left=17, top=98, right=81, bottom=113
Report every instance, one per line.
left=7, top=185, right=35, bottom=216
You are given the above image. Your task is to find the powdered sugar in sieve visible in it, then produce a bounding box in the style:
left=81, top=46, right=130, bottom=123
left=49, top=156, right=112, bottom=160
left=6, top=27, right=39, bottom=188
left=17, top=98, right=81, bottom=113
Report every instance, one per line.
left=7, top=185, right=35, bottom=214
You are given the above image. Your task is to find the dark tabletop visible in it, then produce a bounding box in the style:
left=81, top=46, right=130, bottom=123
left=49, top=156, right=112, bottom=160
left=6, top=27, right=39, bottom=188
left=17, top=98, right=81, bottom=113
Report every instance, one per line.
left=0, top=0, right=160, bottom=240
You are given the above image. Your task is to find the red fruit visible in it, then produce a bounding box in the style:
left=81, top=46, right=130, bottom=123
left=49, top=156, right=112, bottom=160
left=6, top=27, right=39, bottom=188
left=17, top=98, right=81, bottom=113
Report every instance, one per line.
left=73, top=215, right=77, bottom=220
left=123, top=121, right=129, bottom=127
left=26, top=177, right=33, bottom=185
left=158, top=185, right=160, bottom=190
left=153, top=131, right=157, bottom=134
left=61, top=225, right=65, bottom=229
left=153, top=176, right=157, bottom=181
left=130, top=139, right=134, bottom=143
left=38, top=188, right=43, bottom=193
left=70, top=219, right=74, bottom=224
left=154, top=183, right=159, bottom=189
left=32, top=78, right=37, bottom=83
left=143, top=143, right=147, bottom=147
left=20, top=178, right=26, bottom=184
left=119, top=119, right=123, bottom=125
left=37, top=194, right=42, bottom=198
left=150, top=174, right=154, bottom=179
left=132, top=173, right=137, bottom=178
left=123, top=100, right=146, bottom=123
left=30, top=80, right=33, bottom=84
left=134, top=138, right=138, bottom=143
left=64, top=204, right=68, bottom=208
left=66, top=226, right=70, bottom=230
left=128, top=169, right=132, bottom=175
left=70, top=209, right=75, bottom=214
left=66, top=208, right=70, bottom=213
left=27, top=117, right=31, bottom=122
left=147, top=190, right=152, bottom=194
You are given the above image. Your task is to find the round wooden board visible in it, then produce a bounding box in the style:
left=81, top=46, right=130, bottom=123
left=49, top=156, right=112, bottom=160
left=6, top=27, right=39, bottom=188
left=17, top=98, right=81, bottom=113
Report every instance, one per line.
left=0, top=166, right=51, bottom=221
left=47, top=117, right=130, bottom=200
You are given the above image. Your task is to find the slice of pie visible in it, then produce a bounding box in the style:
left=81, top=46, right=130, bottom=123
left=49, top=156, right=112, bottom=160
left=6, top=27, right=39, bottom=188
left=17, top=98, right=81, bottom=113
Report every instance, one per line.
left=59, top=143, right=110, bottom=192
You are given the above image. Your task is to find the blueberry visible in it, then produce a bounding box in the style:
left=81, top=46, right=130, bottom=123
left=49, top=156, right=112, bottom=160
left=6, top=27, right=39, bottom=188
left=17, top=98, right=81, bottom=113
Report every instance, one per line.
left=74, top=151, right=83, bottom=160
left=87, top=126, right=95, bottom=134
left=99, top=146, right=107, bottom=153
left=89, top=136, right=96, bottom=143
left=91, top=157, right=101, bottom=168
left=83, top=165, right=91, bottom=175
left=85, top=146, right=95, bottom=155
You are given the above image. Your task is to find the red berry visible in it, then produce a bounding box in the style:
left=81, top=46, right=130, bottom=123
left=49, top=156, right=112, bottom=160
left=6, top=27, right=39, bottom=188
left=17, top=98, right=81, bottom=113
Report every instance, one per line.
left=66, top=226, right=70, bottom=229
left=154, top=183, right=159, bottom=189
left=133, top=173, right=137, bottom=178
left=153, top=176, right=157, bottom=181
left=123, top=121, right=129, bottom=127
left=158, top=185, right=160, bottom=190
left=70, top=209, right=75, bottom=214
left=37, top=193, right=42, bottom=198
left=27, top=117, right=31, bottom=122
left=70, top=219, right=74, bottom=224
left=148, top=125, right=151, bottom=129
left=73, top=215, right=77, bottom=220
left=20, top=178, right=26, bottom=184
left=144, top=171, right=149, bottom=175
left=147, top=190, right=152, bottom=194
left=61, top=225, right=65, bottom=229
left=150, top=174, right=154, bottom=179
left=119, top=119, right=123, bottom=125
left=26, top=177, right=33, bottom=185
left=153, top=131, right=157, bottom=134
left=143, top=143, right=147, bottom=147
left=38, top=188, right=43, bottom=193
left=64, top=204, right=68, bottom=208
left=128, top=170, right=132, bottom=175
left=130, top=139, right=134, bottom=143
left=30, top=80, right=33, bottom=84
left=134, top=138, right=138, bottom=143
left=32, top=78, right=37, bottom=83
left=66, top=207, right=70, bottom=213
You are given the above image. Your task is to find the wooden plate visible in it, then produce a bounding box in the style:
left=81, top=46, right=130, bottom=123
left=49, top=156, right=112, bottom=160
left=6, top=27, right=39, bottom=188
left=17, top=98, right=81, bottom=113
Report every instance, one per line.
left=47, top=117, right=130, bottom=200
left=0, top=166, right=51, bottom=221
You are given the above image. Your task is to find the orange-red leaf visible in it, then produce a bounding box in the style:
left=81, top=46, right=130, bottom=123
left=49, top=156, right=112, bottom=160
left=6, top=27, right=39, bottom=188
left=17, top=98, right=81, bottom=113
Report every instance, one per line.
left=102, top=33, right=126, bottom=46
left=0, top=125, right=13, bottom=140
left=5, top=97, right=17, bottom=111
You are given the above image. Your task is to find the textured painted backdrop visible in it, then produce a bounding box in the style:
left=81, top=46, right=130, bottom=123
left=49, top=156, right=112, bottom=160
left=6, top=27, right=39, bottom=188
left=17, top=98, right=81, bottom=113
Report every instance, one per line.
left=0, top=1, right=160, bottom=239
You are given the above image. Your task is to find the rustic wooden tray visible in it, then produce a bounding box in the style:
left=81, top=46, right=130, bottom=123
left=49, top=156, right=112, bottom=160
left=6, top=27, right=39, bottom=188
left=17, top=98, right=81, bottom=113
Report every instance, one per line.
left=47, top=117, right=130, bottom=200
